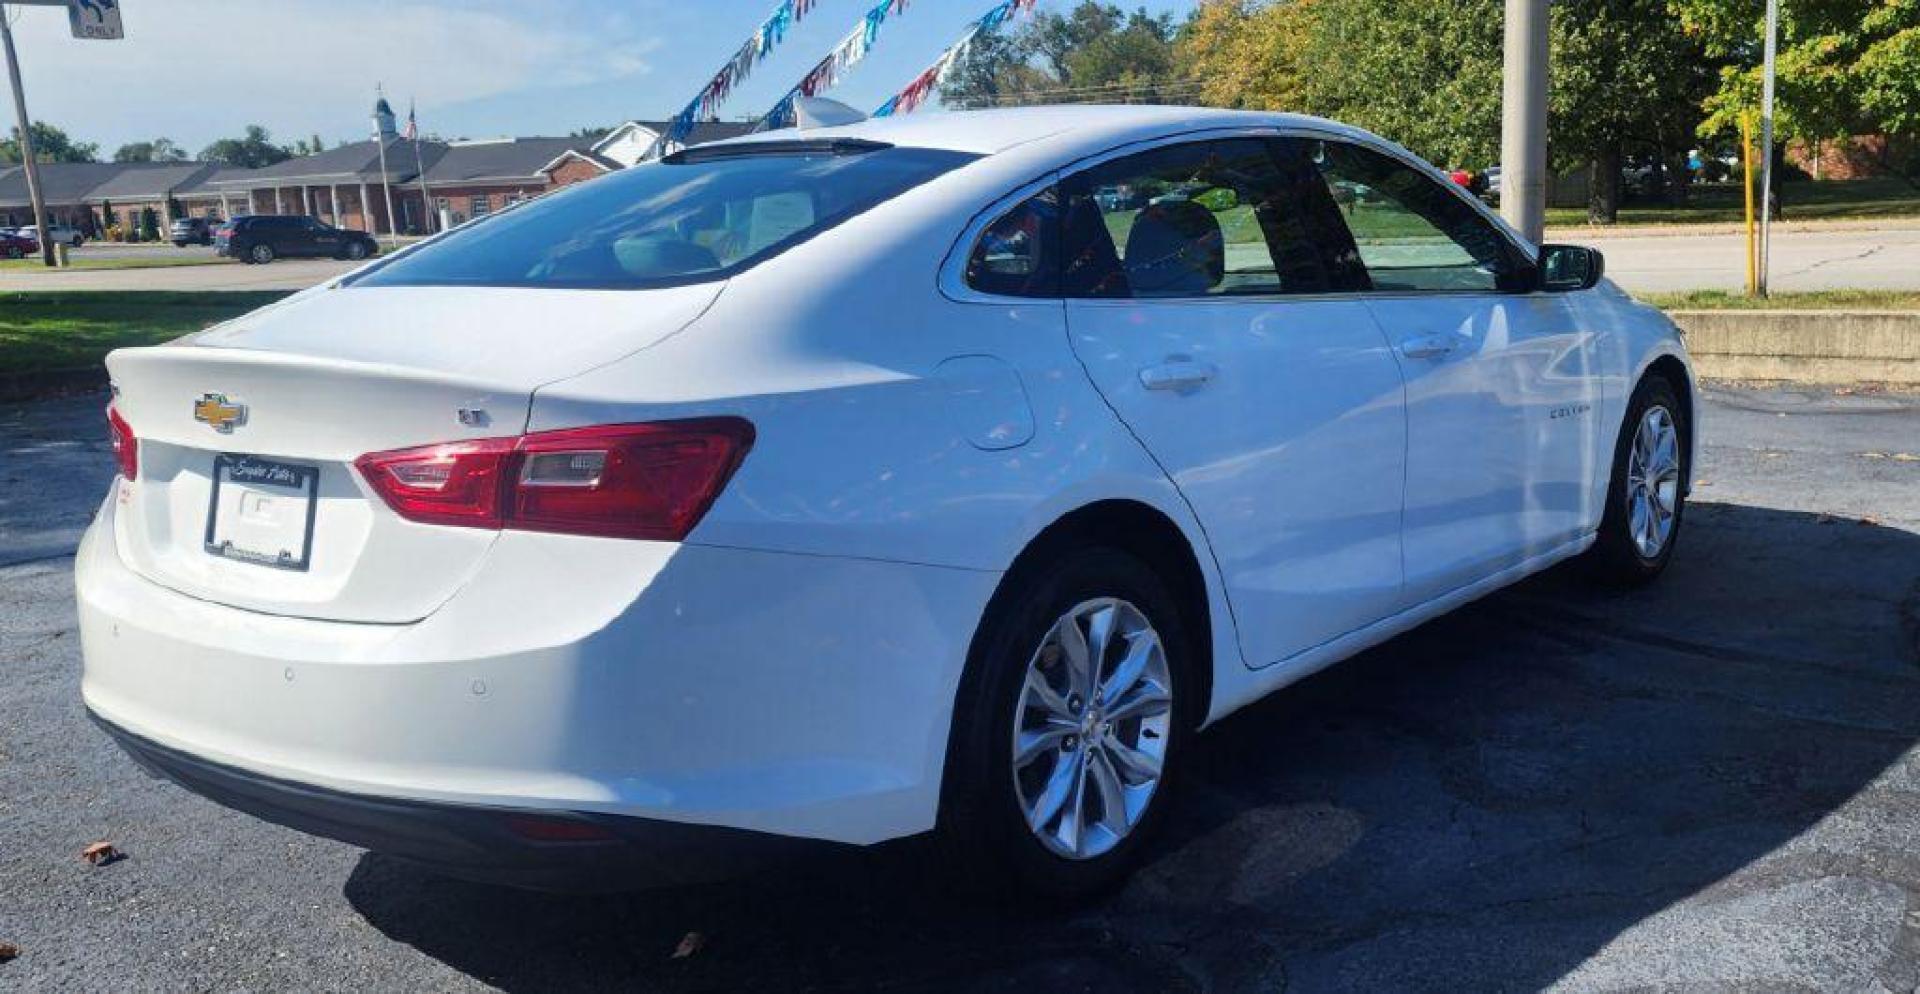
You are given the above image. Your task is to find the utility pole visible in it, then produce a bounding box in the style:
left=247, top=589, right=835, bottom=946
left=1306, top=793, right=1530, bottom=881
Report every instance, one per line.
left=1500, top=0, right=1550, bottom=245
left=1, top=5, right=56, bottom=266
left=1756, top=0, right=1778, bottom=296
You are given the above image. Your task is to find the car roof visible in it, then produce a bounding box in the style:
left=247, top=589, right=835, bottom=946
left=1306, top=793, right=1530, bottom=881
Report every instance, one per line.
left=699, top=104, right=1382, bottom=159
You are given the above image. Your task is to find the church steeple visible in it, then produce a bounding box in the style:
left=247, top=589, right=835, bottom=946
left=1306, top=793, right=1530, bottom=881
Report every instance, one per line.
left=373, top=85, right=398, bottom=141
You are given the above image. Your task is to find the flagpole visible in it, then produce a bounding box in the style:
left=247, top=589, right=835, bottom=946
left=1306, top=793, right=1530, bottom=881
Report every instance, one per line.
left=409, top=100, right=434, bottom=235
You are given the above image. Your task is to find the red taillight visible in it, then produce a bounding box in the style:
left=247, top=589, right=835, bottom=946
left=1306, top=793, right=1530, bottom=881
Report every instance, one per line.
left=355, top=418, right=754, bottom=541
left=107, top=404, right=138, bottom=481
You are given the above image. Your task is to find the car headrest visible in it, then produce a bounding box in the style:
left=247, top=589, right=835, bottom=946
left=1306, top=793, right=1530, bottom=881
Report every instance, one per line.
left=1123, top=201, right=1224, bottom=296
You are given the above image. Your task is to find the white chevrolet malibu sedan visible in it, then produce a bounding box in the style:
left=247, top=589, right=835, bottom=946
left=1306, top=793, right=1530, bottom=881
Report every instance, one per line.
left=79, top=106, right=1692, bottom=895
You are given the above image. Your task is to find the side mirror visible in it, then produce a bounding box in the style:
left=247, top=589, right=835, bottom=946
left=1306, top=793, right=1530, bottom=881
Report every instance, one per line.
left=1539, top=244, right=1604, bottom=292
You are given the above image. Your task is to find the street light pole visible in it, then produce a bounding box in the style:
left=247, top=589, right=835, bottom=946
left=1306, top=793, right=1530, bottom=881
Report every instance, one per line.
left=1500, top=0, right=1550, bottom=245
left=1757, top=0, right=1778, bottom=297
left=1, top=5, right=56, bottom=267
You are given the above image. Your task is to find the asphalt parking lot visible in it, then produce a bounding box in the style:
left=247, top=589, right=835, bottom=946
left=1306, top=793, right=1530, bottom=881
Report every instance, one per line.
left=3, top=383, right=1919, bottom=991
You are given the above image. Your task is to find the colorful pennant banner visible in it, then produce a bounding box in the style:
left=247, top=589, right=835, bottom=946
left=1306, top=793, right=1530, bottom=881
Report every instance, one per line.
left=764, top=0, right=914, bottom=130
left=662, top=0, right=824, bottom=148
left=873, top=0, right=1038, bottom=117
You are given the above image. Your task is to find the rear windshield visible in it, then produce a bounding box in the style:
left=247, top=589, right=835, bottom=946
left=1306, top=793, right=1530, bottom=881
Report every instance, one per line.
left=351, top=143, right=979, bottom=290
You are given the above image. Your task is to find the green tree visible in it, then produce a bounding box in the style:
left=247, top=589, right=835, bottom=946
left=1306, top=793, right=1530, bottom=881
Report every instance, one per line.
left=1672, top=0, right=1920, bottom=182
left=199, top=125, right=292, bottom=168
left=1294, top=0, right=1505, bottom=169
left=0, top=121, right=99, bottom=163
left=941, top=2, right=1181, bottom=109
left=1177, top=0, right=1314, bottom=112
left=569, top=125, right=613, bottom=140
left=1550, top=0, right=1718, bottom=220
left=112, top=137, right=188, bottom=163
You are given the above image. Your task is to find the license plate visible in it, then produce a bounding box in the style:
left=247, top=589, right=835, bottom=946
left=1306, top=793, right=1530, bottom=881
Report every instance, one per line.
left=204, top=454, right=319, bottom=571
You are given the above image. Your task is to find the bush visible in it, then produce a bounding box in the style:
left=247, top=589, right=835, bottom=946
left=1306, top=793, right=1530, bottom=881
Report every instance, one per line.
left=138, top=207, right=159, bottom=242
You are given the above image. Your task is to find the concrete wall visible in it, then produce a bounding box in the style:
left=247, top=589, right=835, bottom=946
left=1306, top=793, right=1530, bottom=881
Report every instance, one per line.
left=1672, top=310, right=1920, bottom=385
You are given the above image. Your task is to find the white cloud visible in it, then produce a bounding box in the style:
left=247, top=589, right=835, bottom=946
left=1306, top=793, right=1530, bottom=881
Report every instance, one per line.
left=8, top=0, right=656, bottom=151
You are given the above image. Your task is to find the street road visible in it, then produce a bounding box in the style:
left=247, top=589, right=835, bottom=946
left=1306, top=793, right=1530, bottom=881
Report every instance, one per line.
left=3, top=384, right=1919, bottom=990
left=1558, top=222, right=1920, bottom=294
left=3, top=223, right=1917, bottom=294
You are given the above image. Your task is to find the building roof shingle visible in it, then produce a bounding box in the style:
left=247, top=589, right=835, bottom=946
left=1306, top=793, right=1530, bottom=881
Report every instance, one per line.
left=420, top=137, right=608, bottom=186
left=210, top=139, right=448, bottom=186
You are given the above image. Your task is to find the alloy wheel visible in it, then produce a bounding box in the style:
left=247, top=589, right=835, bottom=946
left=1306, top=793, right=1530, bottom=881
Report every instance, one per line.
left=1011, top=597, right=1173, bottom=860
left=1625, top=404, right=1681, bottom=558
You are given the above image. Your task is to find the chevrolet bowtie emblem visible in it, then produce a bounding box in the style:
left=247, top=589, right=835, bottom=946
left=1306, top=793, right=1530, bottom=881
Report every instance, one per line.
left=192, top=392, right=247, bottom=433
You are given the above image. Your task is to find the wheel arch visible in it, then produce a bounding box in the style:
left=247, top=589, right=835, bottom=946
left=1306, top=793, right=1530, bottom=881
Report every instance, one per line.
left=1637, top=350, right=1697, bottom=495
left=938, top=498, right=1219, bottom=824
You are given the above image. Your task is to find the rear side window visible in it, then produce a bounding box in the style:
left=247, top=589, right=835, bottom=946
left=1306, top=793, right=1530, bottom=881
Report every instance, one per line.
left=352, top=144, right=978, bottom=290
left=965, top=187, right=1060, bottom=298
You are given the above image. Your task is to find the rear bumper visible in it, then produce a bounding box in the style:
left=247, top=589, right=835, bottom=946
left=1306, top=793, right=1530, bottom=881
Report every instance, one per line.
left=94, top=710, right=833, bottom=891
left=77, top=496, right=999, bottom=850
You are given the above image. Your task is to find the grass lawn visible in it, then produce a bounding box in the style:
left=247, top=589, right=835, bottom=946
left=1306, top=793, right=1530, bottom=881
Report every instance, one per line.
left=1638, top=289, right=1920, bottom=310
left=1546, top=177, right=1920, bottom=227
left=0, top=291, right=290, bottom=376
left=0, top=255, right=233, bottom=272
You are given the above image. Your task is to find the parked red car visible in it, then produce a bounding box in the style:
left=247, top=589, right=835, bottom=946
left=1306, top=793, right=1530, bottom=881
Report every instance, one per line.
left=0, top=230, right=39, bottom=258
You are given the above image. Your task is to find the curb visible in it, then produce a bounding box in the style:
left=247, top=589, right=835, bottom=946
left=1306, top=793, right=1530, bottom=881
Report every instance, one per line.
left=1671, top=310, right=1920, bottom=386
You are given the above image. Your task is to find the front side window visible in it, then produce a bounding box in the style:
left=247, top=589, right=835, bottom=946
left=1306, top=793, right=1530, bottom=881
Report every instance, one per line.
left=353, top=143, right=978, bottom=290
left=1057, top=139, right=1354, bottom=299
left=1309, top=140, right=1524, bottom=293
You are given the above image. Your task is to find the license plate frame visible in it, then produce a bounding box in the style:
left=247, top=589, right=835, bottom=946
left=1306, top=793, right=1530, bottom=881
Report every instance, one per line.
left=203, top=454, right=320, bottom=572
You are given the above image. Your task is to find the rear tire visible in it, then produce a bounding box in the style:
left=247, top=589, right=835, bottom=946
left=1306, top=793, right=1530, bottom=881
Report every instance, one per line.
left=249, top=243, right=275, bottom=264
left=1588, top=374, right=1688, bottom=585
left=940, top=546, right=1192, bottom=900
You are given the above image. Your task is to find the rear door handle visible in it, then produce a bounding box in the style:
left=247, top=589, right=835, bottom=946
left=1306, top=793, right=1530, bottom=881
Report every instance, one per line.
left=1399, top=334, right=1458, bottom=359
left=1139, top=359, right=1216, bottom=392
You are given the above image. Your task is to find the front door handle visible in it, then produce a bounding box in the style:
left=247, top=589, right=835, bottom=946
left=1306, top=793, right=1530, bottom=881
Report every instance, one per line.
left=1399, top=334, right=1458, bottom=359
left=1139, top=358, right=1217, bottom=392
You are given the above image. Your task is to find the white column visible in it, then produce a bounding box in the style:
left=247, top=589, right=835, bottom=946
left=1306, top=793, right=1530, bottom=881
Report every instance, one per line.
left=359, top=181, right=374, bottom=233
left=219, top=190, right=231, bottom=218
left=302, top=186, right=314, bottom=217
left=275, top=187, right=286, bottom=214
left=329, top=184, right=340, bottom=226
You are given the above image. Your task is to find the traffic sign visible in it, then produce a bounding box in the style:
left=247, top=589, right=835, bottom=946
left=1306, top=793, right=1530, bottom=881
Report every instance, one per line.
left=68, top=0, right=124, bottom=40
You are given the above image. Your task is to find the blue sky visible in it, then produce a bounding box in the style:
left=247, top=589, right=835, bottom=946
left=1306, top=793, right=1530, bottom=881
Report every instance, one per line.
left=8, top=0, right=1196, bottom=154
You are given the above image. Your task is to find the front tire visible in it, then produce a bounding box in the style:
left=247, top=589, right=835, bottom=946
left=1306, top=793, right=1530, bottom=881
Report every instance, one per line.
left=942, top=546, right=1191, bottom=899
left=249, top=243, right=275, bottom=264
left=1589, top=374, right=1688, bottom=585
left=343, top=241, right=368, bottom=261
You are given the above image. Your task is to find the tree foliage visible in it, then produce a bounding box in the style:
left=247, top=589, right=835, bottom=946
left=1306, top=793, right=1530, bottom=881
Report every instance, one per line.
left=0, top=121, right=99, bottom=163
left=1672, top=0, right=1920, bottom=143
left=1176, top=0, right=1313, bottom=111
left=198, top=125, right=292, bottom=168
left=941, top=2, right=1181, bottom=109
left=1295, top=0, right=1506, bottom=169
left=112, top=138, right=188, bottom=163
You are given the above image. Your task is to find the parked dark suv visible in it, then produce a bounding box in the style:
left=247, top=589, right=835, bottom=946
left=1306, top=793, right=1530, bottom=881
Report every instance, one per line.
left=169, top=215, right=220, bottom=247
left=216, top=215, right=378, bottom=264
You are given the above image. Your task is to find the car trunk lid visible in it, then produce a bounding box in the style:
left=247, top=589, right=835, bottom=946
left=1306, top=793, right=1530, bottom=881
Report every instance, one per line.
left=104, top=283, right=720, bottom=623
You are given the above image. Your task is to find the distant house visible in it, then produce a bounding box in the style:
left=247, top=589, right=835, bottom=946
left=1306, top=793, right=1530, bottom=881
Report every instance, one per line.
left=590, top=119, right=758, bottom=167
left=83, top=162, right=218, bottom=231
left=0, top=162, right=136, bottom=231
left=419, top=136, right=619, bottom=227
left=0, top=102, right=758, bottom=238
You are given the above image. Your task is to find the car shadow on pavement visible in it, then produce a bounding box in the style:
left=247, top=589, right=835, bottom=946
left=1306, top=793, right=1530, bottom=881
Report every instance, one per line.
left=343, top=501, right=1920, bottom=992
